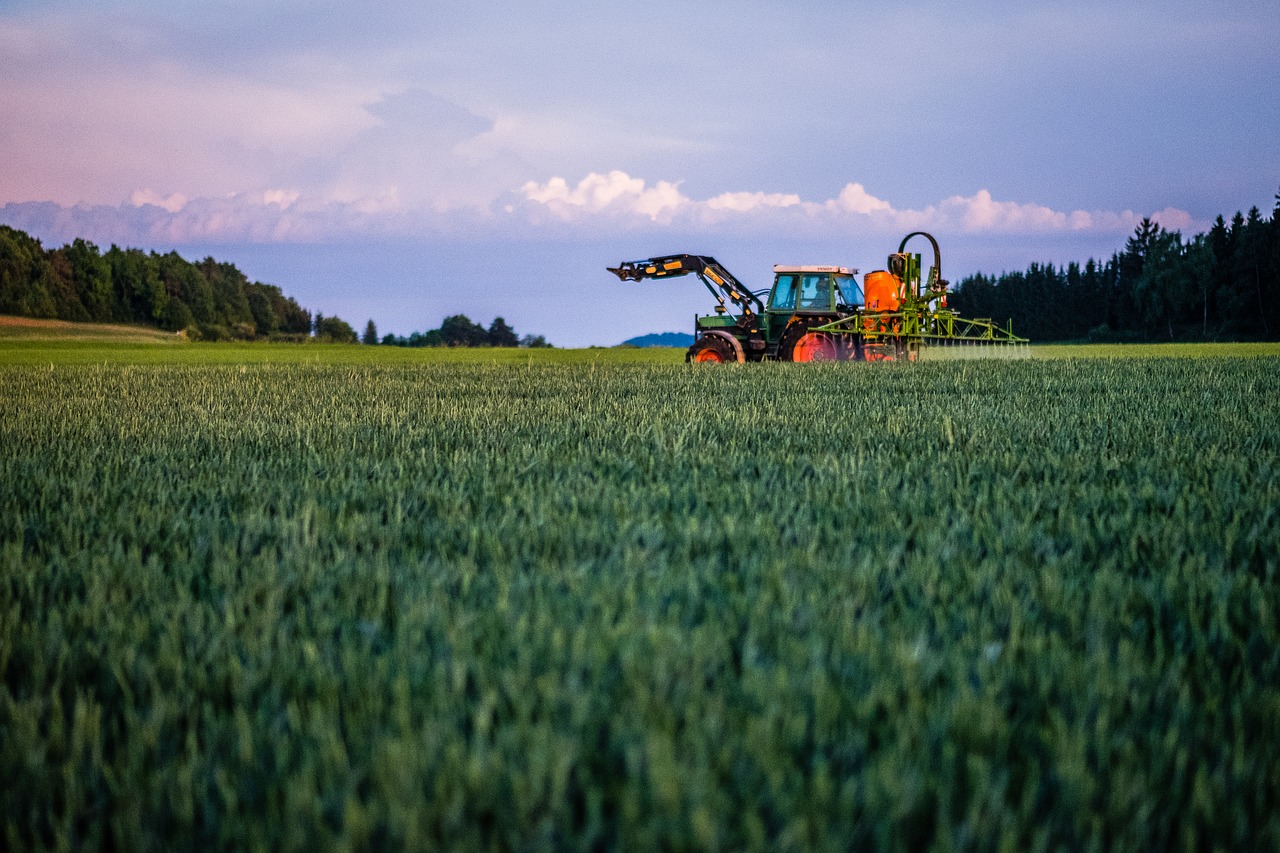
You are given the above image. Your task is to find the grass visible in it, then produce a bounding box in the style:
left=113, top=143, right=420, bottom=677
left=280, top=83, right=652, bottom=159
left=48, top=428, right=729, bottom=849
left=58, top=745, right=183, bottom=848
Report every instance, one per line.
left=3, top=315, right=1278, bottom=366
left=1, top=340, right=1278, bottom=849
left=0, top=340, right=688, bottom=367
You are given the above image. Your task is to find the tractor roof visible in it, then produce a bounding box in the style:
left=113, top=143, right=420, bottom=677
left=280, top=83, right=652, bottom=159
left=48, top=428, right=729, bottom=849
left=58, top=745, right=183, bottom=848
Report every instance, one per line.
left=772, top=265, right=857, bottom=275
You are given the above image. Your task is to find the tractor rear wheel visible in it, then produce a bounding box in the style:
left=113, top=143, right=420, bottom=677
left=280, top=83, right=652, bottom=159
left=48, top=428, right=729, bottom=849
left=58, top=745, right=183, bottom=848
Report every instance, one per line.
left=686, top=336, right=736, bottom=363
left=790, top=332, right=839, bottom=362
left=782, top=329, right=844, bottom=362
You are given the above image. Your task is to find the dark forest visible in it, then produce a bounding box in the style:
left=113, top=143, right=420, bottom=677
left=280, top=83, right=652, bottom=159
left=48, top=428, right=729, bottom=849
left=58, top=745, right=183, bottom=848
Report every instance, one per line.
left=950, top=194, right=1280, bottom=342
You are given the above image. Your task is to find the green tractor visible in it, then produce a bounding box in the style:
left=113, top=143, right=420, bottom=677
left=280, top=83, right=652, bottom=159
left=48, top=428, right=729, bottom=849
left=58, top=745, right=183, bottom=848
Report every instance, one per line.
left=607, top=231, right=1027, bottom=362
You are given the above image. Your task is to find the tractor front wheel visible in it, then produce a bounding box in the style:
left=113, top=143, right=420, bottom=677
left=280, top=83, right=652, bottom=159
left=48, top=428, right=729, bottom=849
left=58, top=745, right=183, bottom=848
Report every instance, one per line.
left=686, top=336, right=737, bottom=363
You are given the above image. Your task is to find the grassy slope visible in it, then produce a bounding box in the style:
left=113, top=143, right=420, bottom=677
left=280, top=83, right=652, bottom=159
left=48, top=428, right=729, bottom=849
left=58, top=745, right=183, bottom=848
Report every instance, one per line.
left=0, top=341, right=691, bottom=367
left=0, top=315, right=687, bottom=365
left=0, top=314, right=182, bottom=343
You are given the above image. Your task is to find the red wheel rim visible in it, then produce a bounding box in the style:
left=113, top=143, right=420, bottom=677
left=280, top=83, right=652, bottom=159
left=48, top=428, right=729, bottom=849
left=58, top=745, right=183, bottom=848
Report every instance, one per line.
left=693, top=347, right=726, bottom=362
left=792, top=332, right=837, bottom=362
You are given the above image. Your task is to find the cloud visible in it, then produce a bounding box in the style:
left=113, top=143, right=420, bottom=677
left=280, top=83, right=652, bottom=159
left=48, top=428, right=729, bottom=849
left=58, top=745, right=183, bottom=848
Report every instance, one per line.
left=831, top=184, right=892, bottom=216
left=262, top=189, right=300, bottom=209
left=2, top=168, right=1206, bottom=250
left=1147, top=207, right=1200, bottom=232
left=3, top=193, right=413, bottom=246
left=129, top=189, right=188, bottom=213
left=0, top=84, right=538, bottom=244
left=0, top=30, right=379, bottom=206
left=515, top=172, right=1203, bottom=238
left=707, top=191, right=802, bottom=213
left=519, top=171, right=687, bottom=221
left=278, top=89, right=533, bottom=216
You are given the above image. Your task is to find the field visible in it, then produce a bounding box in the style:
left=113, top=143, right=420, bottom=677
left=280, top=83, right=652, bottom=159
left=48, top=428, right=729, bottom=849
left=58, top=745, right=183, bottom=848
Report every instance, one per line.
left=2, top=339, right=1279, bottom=850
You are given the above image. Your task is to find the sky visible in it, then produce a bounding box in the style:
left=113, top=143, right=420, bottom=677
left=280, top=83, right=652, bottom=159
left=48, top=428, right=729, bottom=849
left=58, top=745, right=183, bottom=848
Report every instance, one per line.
left=2, top=0, right=1278, bottom=345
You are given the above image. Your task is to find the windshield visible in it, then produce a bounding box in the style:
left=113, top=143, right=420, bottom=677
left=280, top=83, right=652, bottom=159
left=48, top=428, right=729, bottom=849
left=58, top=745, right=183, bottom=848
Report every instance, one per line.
left=770, top=274, right=797, bottom=310
left=835, top=274, right=863, bottom=307
left=797, top=274, right=830, bottom=310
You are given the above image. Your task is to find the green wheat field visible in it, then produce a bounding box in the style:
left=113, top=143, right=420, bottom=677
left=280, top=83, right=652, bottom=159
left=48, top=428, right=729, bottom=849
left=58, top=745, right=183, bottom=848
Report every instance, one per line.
left=3, top=339, right=1278, bottom=850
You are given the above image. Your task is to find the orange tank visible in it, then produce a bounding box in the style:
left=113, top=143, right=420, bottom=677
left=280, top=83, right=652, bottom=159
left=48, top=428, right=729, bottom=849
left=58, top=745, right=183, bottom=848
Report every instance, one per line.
left=863, top=270, right=902, bottom=311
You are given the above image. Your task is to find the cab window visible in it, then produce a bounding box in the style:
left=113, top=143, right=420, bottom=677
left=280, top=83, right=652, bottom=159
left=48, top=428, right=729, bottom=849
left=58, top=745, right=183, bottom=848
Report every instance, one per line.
left=798, top=274, right=831, bottom=310
left=835, top=274, right=863, bottom=307
left=770, top=274, right=797, bottom=310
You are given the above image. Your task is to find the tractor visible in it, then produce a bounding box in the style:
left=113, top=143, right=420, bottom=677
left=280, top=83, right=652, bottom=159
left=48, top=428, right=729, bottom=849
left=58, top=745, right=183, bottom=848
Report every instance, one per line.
left=608, top=231, right=1027, bottom=362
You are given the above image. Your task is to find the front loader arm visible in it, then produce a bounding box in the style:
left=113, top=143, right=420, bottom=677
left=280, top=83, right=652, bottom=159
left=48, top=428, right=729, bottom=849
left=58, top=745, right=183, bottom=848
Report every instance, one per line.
left=608, top=254, right=764, bottom=319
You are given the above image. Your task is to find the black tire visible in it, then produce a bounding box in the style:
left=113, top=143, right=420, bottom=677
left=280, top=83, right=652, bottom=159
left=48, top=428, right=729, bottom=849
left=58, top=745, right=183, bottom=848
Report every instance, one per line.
left=686, top=336, right=737, bottom=363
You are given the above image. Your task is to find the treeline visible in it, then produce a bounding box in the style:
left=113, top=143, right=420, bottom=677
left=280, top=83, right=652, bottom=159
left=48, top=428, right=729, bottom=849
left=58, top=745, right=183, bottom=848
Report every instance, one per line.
left=0, top=224, right=556, bottom=346
left=376, top=314, right=551, bottom=348
left=0, top=224, right=356, bottom=341
left=950, top=193, right=1280, bottom=341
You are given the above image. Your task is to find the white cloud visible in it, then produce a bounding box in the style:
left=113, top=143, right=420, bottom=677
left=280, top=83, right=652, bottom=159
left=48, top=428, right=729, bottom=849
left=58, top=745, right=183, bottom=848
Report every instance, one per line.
left=831, top=183, right=892, bottom=216
left=520, top=171, right=687, bottom=221
left=706, top=191, right=801, bottom=213
left=516, top=171, right=1203, bottom=238
left=952, top=190, right=1066, bottom=232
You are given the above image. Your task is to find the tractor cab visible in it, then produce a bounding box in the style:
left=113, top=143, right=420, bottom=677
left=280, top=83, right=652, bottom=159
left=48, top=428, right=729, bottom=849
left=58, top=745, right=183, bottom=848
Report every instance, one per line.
left=765, top=265, right=861, bottom=342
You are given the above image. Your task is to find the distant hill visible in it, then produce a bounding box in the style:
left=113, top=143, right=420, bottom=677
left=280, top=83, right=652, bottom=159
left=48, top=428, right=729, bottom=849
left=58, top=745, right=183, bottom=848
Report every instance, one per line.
left=620, top=332, right=694, bottom=348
